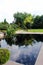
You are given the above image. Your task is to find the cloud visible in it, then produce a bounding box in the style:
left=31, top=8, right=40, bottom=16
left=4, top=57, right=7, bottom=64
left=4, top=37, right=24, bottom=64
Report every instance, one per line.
left=0, top=0, right=43, bottom=23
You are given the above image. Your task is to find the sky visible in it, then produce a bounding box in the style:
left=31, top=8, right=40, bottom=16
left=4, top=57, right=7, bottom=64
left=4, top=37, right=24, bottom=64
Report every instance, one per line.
left=0, top=0, right=43, bottom=23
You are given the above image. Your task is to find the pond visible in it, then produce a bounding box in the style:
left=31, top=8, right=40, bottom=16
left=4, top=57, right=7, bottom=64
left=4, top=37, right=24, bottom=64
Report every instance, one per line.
left=1, top=39, right=42, bottom=65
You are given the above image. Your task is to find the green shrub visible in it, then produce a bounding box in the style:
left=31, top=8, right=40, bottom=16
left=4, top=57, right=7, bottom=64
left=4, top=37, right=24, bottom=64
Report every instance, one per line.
left=6, top=25, right=14, bottom=38
left=0, top=49, right=10, bottom=65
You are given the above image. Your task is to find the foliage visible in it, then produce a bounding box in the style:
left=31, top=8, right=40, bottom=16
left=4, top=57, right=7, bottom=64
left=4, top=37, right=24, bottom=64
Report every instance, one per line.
left=32, top=15, right=40, bottom=28
left=13, top=12, right=28, bottom=29
left=0, top=12, right=43, bottom=31
left=24, top=14, right=33, bottom=29
left=6, top=25, right=14, bottom=38
left=10, top=23, right=19, bottom=30
left=3, top=19, right=9, bottom=24
left=0, top=13, right=43, bottom=30
left=32, top=15, right=43, bottom=29
left=6, top=25, right=17, bottom=46
left=0, top=49, right=10, bottom=65
left=13, top=12, right=43, bottom=29
left=24, top=14, right=33, bottom=24
left=0, top=19, right=9, bottom=30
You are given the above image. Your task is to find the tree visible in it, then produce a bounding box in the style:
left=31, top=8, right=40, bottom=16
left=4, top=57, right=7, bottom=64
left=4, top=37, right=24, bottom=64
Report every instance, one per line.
left=32, top=15, right=43, bottom=29
left=24, top=14, right=33, bottom=29
left=32, top=15, right=40, bottom=28
left=0, top=19, right=9, bottom=30
left=4, top=19, right=8, bottom=24
left=39, top=15, right=43, bottom=28
left=13, top=12, right=28, bottom=29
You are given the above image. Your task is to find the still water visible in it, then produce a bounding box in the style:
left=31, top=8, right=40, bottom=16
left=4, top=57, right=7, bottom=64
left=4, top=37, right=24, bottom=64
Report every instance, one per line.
left=1, top=39, right=42, bottom=65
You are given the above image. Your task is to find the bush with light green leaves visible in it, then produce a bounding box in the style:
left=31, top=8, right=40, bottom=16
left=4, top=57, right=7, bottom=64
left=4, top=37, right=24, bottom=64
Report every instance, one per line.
left=0, top=49, right=10, bottom=65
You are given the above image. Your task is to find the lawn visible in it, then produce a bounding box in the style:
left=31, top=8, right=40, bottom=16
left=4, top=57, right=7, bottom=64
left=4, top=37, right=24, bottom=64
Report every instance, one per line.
left=15, top=29, right=43, bottom=34
left=28, top=29, right=43, bottom=32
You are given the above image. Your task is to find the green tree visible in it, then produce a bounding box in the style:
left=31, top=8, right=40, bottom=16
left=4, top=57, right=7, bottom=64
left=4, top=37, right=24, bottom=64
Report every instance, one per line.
left=0, top=19, right=9, bottom=30
left=3, top=19, right=8, bottom=24
left=13, top=12, right=28, bottom=29
left=24, top=14, right=33, bottom=29
left=32, top=15, right=43, bottom=29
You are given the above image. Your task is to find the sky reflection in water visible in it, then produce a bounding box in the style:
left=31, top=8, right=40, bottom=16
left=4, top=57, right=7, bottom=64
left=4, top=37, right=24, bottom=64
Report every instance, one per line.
left=1, top=39, right=42, bottom=65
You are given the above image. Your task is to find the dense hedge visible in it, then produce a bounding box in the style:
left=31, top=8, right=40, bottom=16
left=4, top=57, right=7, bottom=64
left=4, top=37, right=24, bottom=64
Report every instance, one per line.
left=0, top=49, right=10, bottom=65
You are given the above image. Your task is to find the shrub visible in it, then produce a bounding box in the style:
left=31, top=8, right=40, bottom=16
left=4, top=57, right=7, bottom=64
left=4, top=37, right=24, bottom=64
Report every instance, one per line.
left=6, top=25, right=14, bottom=38
left=0, top=49, right=10, bottom=65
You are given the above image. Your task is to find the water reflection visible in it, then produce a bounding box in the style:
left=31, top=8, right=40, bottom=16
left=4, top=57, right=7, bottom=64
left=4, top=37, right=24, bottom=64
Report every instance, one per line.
left=1, top=39, right=42, bottom=65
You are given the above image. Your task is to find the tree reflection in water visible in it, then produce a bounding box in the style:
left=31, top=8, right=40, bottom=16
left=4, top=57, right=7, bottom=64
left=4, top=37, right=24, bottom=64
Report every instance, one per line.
left=5, top=34, right=43, bottom=46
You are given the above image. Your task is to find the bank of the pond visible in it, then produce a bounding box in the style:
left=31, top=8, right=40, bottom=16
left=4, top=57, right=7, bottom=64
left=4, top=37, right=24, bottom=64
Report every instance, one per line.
left=1, top=29, right=43, bottom=36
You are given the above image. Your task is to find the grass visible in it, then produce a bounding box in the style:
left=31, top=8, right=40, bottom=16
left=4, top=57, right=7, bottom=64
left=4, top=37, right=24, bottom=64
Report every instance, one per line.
left=28, top=29, right=43, bottom=32
left=1, top=29, right=43, bottom=34
left=15, top=29, right=43, bottom=33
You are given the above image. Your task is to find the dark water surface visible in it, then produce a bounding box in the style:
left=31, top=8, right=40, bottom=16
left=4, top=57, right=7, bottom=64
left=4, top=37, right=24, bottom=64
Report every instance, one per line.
left=1, top=39, right=42, bottom=65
